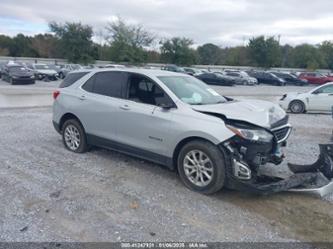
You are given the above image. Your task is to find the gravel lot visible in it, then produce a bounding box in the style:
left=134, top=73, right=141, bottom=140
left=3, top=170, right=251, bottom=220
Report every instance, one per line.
left=0, top=80, right=333, bottom=242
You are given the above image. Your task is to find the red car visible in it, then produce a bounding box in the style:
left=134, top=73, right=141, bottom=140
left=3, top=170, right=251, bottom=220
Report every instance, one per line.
left=298, top=72, right=333, bottom=85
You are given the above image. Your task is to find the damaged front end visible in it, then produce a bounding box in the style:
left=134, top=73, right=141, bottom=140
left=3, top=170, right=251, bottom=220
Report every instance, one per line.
left=221, top=120, right=333, bottom=197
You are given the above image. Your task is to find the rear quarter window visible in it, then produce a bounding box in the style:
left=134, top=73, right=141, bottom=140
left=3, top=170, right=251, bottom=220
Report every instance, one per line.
left=59, top=72, right=89, bottom=88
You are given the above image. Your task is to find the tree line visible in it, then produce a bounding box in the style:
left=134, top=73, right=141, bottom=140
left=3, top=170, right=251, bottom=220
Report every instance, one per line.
left=1, top=19, right=333, bottom=70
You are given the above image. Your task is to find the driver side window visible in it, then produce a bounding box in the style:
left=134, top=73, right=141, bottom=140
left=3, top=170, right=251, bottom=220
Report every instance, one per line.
left=315, top=85, right=333, bottom=94
left=127, top=73, right=173, bottom=106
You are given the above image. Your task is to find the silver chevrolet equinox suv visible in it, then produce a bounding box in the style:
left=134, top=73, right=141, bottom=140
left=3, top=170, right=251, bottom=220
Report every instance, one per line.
left=53, top=68, right=292, bottom=194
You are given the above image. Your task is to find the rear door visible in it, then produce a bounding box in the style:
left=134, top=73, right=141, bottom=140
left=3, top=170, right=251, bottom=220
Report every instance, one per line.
left=76, top=71, right=128, bottom=141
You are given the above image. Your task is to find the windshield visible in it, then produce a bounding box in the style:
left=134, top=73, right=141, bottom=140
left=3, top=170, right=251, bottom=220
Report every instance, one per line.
left=158, top=76, right=227, bottom=105
left=35, top=64, right=49, bottom=69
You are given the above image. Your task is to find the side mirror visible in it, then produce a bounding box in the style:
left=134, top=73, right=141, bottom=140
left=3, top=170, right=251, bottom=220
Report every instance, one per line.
left=158, top=102, right=175, bottom=109
left=312, top=91, right=320, bottom=95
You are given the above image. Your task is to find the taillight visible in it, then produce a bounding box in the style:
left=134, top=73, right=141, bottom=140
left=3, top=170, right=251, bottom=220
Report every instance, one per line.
left=53, top=90, right=60, bottom=100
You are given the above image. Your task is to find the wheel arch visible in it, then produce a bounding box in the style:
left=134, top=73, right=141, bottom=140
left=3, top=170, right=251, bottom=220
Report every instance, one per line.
left=172, top=136, right=219, bottom=172
left=59, top=113, right=84, bottom=132
left=288, top=98, right=307, bottom=112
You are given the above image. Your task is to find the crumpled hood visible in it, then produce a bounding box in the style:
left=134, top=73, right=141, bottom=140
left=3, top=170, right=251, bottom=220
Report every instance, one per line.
left=36, top=69, right=57, bottom=75
left=192, top=99, right=285, bottom=128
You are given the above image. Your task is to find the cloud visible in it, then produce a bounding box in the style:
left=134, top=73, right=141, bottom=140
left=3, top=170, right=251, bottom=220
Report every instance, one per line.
left=0, top=0, right=333, bottom=46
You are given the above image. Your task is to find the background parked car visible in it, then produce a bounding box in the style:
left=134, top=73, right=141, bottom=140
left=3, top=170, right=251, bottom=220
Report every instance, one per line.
left=0, top=62, right=7, bottom=78
left=48, top=64, right=63, bottom=75
left=183, top=67, right=202, bottom=76
left=1, top=64, right=35, bottom=84
left=58, top=64, right=83, bottom=79
left=162, top=64, right=186, bottom=73
left=26, top=63, right=58, bottom=80
left=279, top=82, right=333, bottom=113
left=247, top=71, right=286, bottom=86
left=223, top=70, right=258, bottom=85
left=270, top=72, right=308, bottom=86
left=196, top=72, right=235, bottom=86
left=298, top=72, right=333, bottom=85
left=102, top=64, right=126, bottom=69
left=214, top=71, right=245, bottom=85
left=83, top=64, right=97, bottom=69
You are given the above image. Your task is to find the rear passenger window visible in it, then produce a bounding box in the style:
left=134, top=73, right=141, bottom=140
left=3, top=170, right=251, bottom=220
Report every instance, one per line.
left=82, top=71, right=127, bottom=98
left=82, top=75, right=95, bottom=92
left=59, top=72, right=89, bottom=88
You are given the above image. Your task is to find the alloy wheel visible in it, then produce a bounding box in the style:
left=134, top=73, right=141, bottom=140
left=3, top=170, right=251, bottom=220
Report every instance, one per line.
left=290, top=101, right=304, bottom=113
left=64, top=124, right=81, bottom=151
left=183, top=150, right=214, bottom=187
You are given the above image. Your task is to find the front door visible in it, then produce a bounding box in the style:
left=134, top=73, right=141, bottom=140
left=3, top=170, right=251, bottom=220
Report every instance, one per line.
left=115, top=73, right=176, bottom=158
left=309, top=85, right=333, bottom=111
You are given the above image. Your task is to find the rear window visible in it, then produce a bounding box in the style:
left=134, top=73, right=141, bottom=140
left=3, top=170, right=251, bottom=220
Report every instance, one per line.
left=59, top=72, right=89, bottom=88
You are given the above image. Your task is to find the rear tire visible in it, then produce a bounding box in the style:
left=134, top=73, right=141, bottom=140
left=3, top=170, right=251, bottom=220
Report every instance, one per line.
left=177, top=140, right=225, bottom=194
left=289, top=100, right=305, bottom=114
left=62, top=119, right=88, bottom=153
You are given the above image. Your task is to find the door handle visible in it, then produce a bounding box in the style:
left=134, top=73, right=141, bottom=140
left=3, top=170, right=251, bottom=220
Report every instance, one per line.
left=120, top=104, right=131, bottom=110
left=79, top=95, right=86, bottom=100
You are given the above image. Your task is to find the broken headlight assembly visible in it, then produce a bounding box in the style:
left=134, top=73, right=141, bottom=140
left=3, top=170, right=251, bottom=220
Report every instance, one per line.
left=269, top=106, right=286, bottom=125
left=226, top=125, right=273, bottom=143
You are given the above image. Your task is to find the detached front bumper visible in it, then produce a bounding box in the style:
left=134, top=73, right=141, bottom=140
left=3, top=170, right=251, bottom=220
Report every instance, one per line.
left=223, top=142, right=333, bottom=197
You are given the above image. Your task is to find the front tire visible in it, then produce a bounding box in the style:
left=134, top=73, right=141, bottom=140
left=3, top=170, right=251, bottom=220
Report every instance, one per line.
left=177, top=140, right=225, bottom=194
left=62, top=119, right=88, bottom=153
left=289, top=100, right=305, bottom=114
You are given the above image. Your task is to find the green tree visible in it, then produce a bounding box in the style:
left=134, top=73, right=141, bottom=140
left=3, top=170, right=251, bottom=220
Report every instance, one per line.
left=319, top=41, right=333, bottom=70
left=10, top=34, right=37, bottom=57
left=160, top=37, right=198, bottom=66
left=49, top=22, right=96, bottom=63
left=30, top=34, right=60, bottom=58
left=280, top=44, right=294, bottom=67
left=248, top=36, right=281, bottom=68
left=104, top=19, right=155, bottom=63
left=0, top=35, right=12, bottom=56
left=225, top=46, right=250, bottom=66
left=197, top=43, right=221, bottom=65
left=291, top=44, right=324, bottom=70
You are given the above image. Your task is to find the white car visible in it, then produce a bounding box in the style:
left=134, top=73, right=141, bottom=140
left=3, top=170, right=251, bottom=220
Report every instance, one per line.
left=279, top=82, right=333, bottom=113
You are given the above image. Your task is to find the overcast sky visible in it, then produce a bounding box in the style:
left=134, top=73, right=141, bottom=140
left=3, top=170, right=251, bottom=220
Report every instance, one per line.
left=1, top=0, right=333, bottom=47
